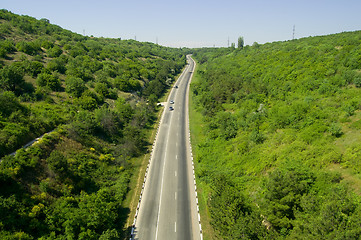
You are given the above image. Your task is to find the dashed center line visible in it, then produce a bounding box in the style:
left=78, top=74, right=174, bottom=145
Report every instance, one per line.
left=175, top=221, right=177, bottom=232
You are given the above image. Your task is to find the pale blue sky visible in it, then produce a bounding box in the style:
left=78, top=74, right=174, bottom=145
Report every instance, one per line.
left=2, top=0, right=361, bottom=48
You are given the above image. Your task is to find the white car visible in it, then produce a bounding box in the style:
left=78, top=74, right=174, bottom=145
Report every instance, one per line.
left=170, top=100, right=174, bottom=104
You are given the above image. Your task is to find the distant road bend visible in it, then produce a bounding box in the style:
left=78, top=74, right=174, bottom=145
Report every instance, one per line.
left=133, top=55, right=200, bottom=240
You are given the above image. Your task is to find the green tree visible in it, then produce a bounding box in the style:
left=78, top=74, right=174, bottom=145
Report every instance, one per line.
left=36, top=72, right=61, bottom=91
left=354, top=77, right=361, bottom=88
left=76, top=95, right=98, bottom=110
left=47, top=150, right=68, bottom=180
left=115, top=97, right=134, bottom=123
left=0, top=91, right=25, bottom=117
left=0, top=39, right=16, bottom=58
left=0, top=64, right=25, bottom=92
left=95, top=82, right=109, bottom=97
left=47, top=56, right=67, bottom=74
left=47, top=45, right=63, bottom=58
left=65, top=76, right=86, bottom=97
left=262, top=163, right=315, bottom=232
left=15, top=41, right=41, bottom=55
left=238, top=36, right=244, bottom=49
left=24, top=60, right=44, bottom=78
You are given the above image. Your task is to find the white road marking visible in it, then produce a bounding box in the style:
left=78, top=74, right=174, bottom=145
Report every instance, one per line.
left=155, top=104, right=174, bottom=240
left=175, top=222, right=177, bottom=232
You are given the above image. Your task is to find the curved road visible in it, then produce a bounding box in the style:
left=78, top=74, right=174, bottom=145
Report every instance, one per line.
left=133, top=55, right=200, bottom=240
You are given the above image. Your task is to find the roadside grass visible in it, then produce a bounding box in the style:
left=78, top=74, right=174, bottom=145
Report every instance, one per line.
left=189, top=62, right=218, bottom=240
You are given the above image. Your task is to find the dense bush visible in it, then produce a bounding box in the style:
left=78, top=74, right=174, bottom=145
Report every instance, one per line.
left=36, top=72, right=61, bottom=91
left=16, top=41, right=41, bottom=55
left=0, top=64, right=25, bottom=92
left=65, top=76, right=86, bottom=97
left=47, top=45, right=63, bottom=58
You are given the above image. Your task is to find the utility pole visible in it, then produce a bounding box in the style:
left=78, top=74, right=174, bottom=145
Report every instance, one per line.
left=135, top=35, right=137, bottom=41
left=292, top=25, right=295, bottom=40
left=156, top=37, right=158, bottom=45
left=228, top=37, right=230, bottom=47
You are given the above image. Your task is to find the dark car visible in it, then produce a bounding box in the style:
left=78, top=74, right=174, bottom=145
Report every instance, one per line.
left=169, top=106, right=174, bottom=111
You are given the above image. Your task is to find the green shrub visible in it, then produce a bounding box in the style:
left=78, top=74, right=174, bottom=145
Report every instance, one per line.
left=36, top=72, right=61, bottom=91
left=47, top=45, right=62, bottom=58
left=65, top=77, right=86, bottom=97
left=0, top=64, right=25, bottom=92
left=16, top=41, right=41, bottom=55
left=328, top=122, right=343, bottom=137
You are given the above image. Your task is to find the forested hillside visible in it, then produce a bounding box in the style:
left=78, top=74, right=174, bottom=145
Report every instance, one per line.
left=191, top=31, right=361, bottom=239
left=0, top=9, right=186, bottom=239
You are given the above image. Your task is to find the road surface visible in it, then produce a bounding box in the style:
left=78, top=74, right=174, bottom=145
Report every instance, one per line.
left=133, top=55, right=200, bottom=240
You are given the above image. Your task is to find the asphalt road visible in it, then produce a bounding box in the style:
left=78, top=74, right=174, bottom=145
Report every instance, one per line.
left=133, top=55, right=200, bottom=240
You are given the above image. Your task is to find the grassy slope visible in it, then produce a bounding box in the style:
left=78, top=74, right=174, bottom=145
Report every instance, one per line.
left=0, top=10, right=187, bottom=239
left=190, top=31, right=361, bottom=239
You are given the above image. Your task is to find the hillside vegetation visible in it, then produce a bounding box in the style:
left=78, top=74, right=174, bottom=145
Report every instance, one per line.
left=0, top=9, right=186, bottom=239
left=191, top=31, right=361, bottom=239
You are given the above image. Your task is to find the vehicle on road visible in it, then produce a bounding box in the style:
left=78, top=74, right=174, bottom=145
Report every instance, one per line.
left=169, top=106, right=174, bottom=111
left=175, top=85, right=178, bottom=88
left=170, top=100, right=174, bottom=104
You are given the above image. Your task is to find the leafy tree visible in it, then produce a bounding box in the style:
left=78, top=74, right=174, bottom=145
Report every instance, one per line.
left=36, top=72, right=61, bottom=91
left=329, top=122, right=343, bottom=137
left=47, top=56, right=67, bottom=74
left=0, top=64, right=25, bottom=92
left=210, top=175, right=249, bottom=235
left=24, top=60, right=44, bottom=77
left=94, top=106, right=120, bottom=137
left=95, top=82, right=109, bottom=97
left=354, top=77, right=361, bottom=87
left=0, top=91, right=26, bottom=117
left=261, top=162, right=315, bottom=232
left=47, top=150, right=68, bottom=180
left=115, top=97, right=134, bottom=123
left=47, top=45, right=62, bottom=57
left=76, top=95, right=98, bottom=110
left=15, top=41, right=41, bottom=55
left=0, top=39, right=16, bottom=57
left=65, top=76, right=86, bottom=97
left=41, top=40, right=54, bottom=49
left=142, top=79, right=164, bottom=97
left=238, top=36, right=244, bottom=49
